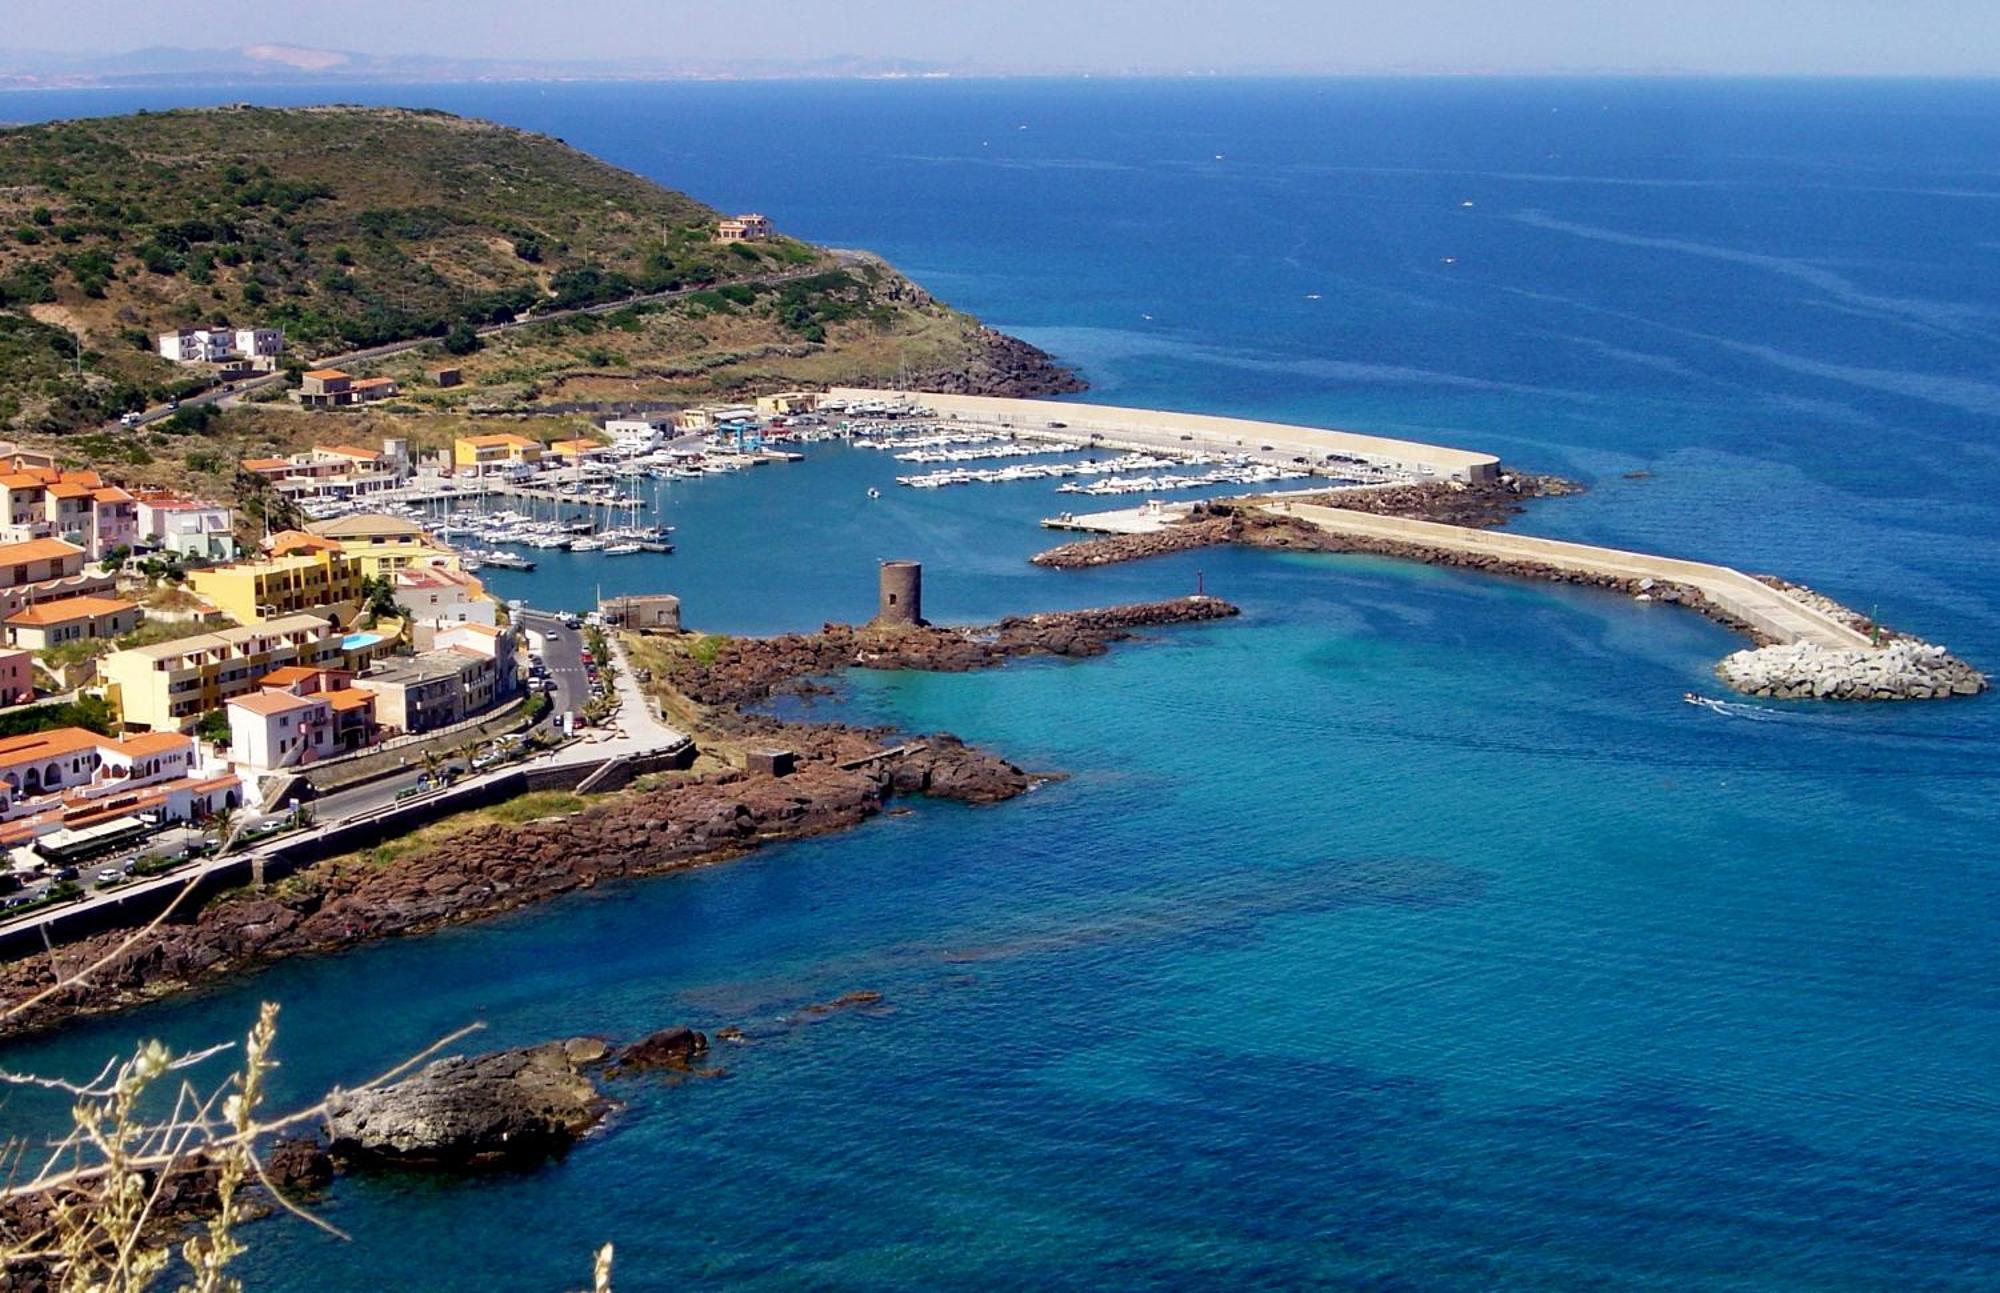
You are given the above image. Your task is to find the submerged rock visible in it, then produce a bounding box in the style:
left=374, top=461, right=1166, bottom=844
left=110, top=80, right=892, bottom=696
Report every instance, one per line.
left=325, top=1043, right=605, bottom=1168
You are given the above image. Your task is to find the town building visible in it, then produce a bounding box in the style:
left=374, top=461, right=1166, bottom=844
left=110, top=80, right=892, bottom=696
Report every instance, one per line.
left=296, top=369, right=399, bottom=409
left=238, top=442, right=405, bottom=505
left=399, top=566, right=496, bottom=645
left=549, top=437, right=611, bottom=464
left=0, top=647, right=33, bottom=706
left=452, top=433, right=544, bottom=476
left=351, top=654, right=466, bottom=734
left=599, top=594, right=682, bottom=632
left=134, top=493, right=237, bottom=562
left=354, top=624, right=516, bottom=735
left=0, top=536, right=87, bottom=590
left=157, top=326, right=282, bottom=367
left=188, top=548, right=365, bottom=625
left=5, top=595, right=141, bottom=652
left=0, top=470, right=141, bottom=561
left=250, top=665, right=377, bottom=755
left=604, top=418, right=669, bottom=453
left=715, top=213, right=774, bottom=243
left=300, top=513, right=458, bottom=580
left=224, top=690, right=335, bottom=772
left=755, top=392, right=820, bottom=417
left=96, top=613, right=346, bottom=732
left=0, top=726, right=242, bottom=853
left=0, top=537, right=118, bottom=624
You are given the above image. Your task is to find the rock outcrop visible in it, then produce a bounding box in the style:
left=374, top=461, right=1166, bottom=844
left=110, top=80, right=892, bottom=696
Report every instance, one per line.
left=669, top=597, right=1242, bottom=710
left=611, top=1027, right=709, bottom=1074
left=325, top=1042, right=605, bottom=1168
left=1716, top=640, right=1988, bottom=701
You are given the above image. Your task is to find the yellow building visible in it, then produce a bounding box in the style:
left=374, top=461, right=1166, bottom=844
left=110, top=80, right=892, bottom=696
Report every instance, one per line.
left=549, top=437, right=610, bottom=463
left=188, top=549, right=365, bottom=625
left=452, top=433, right=543, bottom=475
left=298, top=513, right=459, bottom=581
left=97, top=613, right=345, bottom=732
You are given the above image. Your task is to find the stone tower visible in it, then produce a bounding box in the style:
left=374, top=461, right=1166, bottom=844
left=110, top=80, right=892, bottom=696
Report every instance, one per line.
left=876, top=560, right=924, bottom=627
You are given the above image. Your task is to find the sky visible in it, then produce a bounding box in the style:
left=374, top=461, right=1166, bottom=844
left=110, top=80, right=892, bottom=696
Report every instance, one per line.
left=16, top=0, right=2000, bottom=76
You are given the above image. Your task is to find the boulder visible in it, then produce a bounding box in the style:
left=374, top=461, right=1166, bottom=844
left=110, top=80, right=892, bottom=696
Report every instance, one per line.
left=612, top=1026, right=708, bottom=1073
left=325, top=1043, right=604, bottom=1168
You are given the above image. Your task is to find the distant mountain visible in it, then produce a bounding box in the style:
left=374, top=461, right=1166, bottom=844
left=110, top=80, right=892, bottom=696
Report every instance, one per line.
left=0, top=44, right=964, bottom=89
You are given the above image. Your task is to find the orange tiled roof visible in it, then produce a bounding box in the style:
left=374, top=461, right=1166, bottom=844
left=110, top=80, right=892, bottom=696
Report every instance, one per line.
left=46, top=482, right=92, bottom=500
left=115, top=732, right=192, bottom=757
left=6, top=595, right=134, bottom=626
left=0, top=537, right=83, bottom=565
left=92, top=487, right=134, bottom=504
left=325, top=688, right=374, bottom=712
left=0, top=727, right=105, bottom=763
left=318, top=444, right=382, bottom=460
left=258, top=665, right=324, bottom=687
left=241, top=457, right=292, bottom=472
left=227, top=691, right=320, bottom=717
left=304, top=368, right=350, bottom=380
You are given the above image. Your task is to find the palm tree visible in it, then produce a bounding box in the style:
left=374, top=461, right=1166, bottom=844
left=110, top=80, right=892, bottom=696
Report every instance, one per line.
left=211, top=803, right=237, bottom=856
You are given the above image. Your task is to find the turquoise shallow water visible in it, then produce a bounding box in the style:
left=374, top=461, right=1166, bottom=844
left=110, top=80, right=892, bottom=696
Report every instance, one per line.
left=2, top=79, right=1999, bottom=1288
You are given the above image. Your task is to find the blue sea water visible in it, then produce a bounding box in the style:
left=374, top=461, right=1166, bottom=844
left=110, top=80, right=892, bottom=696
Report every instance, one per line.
left=3, top=79, right=1999, bottom=1289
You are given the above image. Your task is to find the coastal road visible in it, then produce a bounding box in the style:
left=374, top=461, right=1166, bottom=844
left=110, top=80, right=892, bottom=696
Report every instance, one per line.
left=519, top=610, right=588, bottom=719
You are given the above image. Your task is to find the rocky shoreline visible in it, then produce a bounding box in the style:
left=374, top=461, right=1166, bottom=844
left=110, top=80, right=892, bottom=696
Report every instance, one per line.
left=667, top=596, right=1243, bottom=711
left=0, top=598, right=1237, bottom=1043
left=853, top=325, right=1087, bottom=400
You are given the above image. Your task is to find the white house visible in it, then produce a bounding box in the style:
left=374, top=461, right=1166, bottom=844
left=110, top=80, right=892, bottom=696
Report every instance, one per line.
left=399, top=566, right=497, bottom=644
left=157, top=326, right=284, bottom=367
left=157, top=329, right=234, bottom=364
left=604, top=418, right=669, bottom=453
left=226, top=690, right=333, bottom=773
left=232, top=327, right=285, bottom=360
left=136, top=494, right=237, bottom=562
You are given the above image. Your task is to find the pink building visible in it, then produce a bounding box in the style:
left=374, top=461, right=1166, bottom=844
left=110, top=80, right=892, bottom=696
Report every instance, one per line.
left=0, top=647, right=31, bottom=706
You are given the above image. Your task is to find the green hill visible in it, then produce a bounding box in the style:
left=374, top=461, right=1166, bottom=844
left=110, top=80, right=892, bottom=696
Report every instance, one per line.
left=0, top=105, right=1077, bottom=438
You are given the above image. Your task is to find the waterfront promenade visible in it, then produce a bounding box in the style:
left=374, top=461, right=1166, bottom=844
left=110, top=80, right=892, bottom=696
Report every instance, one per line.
left=828, top=388, right=1503, bottom=483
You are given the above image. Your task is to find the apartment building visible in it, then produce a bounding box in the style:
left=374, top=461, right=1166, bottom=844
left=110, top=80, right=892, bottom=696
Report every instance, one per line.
left=96, top=613, right=345, bottom=732
left=187, top=548, right=365, bottom=625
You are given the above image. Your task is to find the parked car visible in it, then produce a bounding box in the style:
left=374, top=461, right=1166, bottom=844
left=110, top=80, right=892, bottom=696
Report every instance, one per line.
left=95, top=867, right=124, bottom=884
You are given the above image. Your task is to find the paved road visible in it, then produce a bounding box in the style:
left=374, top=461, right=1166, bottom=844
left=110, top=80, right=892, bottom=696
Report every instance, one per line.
left=518, top=610, right=588, bottom=718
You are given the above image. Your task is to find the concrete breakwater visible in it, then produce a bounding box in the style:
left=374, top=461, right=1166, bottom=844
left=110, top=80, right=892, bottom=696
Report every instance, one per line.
left=1031, top=501, right=1986, bottom=703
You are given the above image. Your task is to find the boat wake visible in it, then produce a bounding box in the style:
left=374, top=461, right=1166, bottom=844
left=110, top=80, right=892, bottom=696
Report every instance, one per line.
left=1683, top=693, right=1780, bottom=721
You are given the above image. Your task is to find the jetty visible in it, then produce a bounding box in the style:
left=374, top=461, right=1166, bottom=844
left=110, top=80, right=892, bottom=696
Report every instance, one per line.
left=828, top=388, right=1501, bottom=484
left=1269, top=501, right=1870, bottom=649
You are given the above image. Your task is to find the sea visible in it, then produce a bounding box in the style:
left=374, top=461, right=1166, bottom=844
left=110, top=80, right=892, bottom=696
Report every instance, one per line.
left=3, top=79, right=1999, bottom=1289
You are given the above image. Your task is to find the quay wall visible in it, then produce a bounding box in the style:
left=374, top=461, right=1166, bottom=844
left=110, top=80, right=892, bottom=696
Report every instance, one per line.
left=827, top=388, right=1502, bottom=484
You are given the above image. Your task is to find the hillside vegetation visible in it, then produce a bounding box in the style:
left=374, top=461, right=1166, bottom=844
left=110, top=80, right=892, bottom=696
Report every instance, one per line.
left=0, top=105, right=1072, bottom=441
